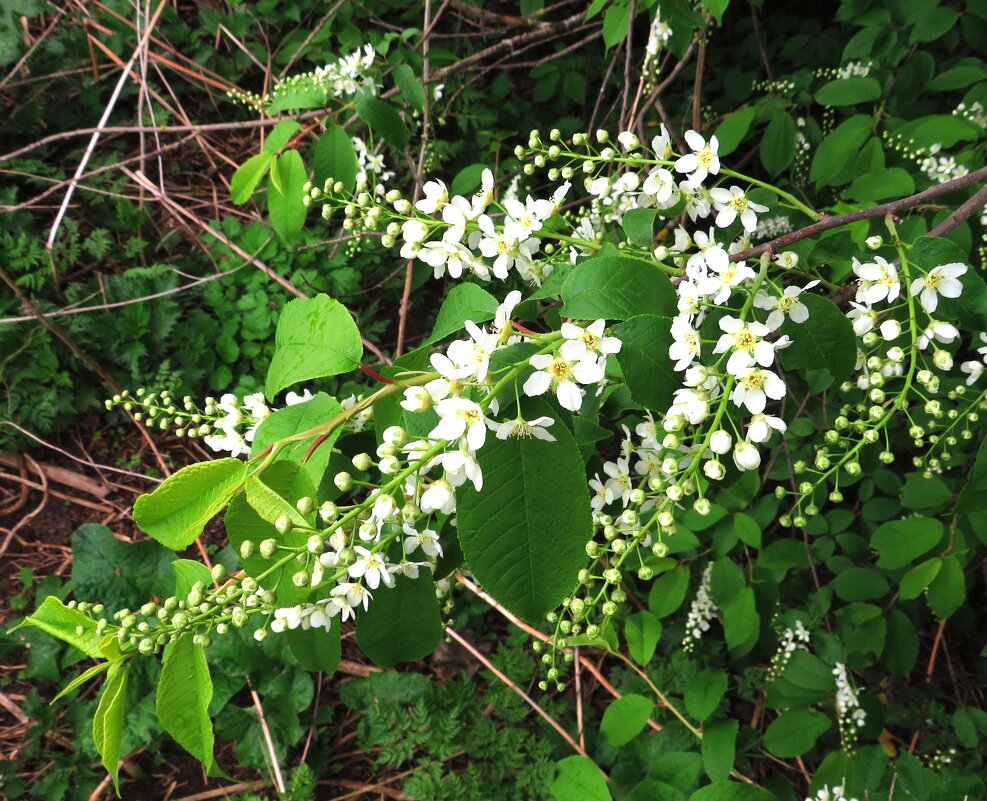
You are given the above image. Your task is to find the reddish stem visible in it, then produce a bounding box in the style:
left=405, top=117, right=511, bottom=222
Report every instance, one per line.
left=360, top=363, right=395, bottom=384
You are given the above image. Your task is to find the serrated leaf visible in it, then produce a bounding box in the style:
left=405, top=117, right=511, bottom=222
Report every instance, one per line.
left=267, top=149, right=308, bottom=240
left=16, top=596, right=103, bottom=658
left=173, top=559, right=213, bottom=598
left=262, top=120, right=302, bottom=154
left=286, top=624, right=342, bottom=674
left=393, top=63, right=425, bottom=112
left=714, top=107, right=756, bottom=157
left=612, top=315, right=677, bottom=411
left=689, top=782, right=778, bottom=801
left=230, top=153, right=273, bottom=205
left=815, top=77, right=882, bottom=106
left=265, top=295, right=363, bottom=400
left=250, top=393, right=345, bottom=486
left=622, top=208, right=658, bottom=247
left=561, top=255, right=677, bottom=321
left=601, top=693, right=654, bottom=745
left=456, top=412, right=592, bottom=621
left=156, top=634, right=217, bottom=772
left=93, top=662, right=129, bottom=794
left=312, top=124, right=359, bottom=192
left=927, top=555, right=965, bottom=619
left=424, top=283, right=499, bottom=345
left=133, top=459, right=246, bottom=550
left=779, top=295, right=856, bottom=383
left=702, top=719, right=738, bottom=782
left=899, top=557, right=942, bottom=600
left=551, top=755, right=611, bottom=801
left=356, top=574, right=443, bottom=667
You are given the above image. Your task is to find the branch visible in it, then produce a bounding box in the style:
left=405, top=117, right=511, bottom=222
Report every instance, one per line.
left=731, top=166, right=987, bottom=263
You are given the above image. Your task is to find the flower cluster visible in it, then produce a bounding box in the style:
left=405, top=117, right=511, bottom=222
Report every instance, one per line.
left=833, top=662, right=866, bottom=750
left=767, top=619, right=811, bottom=681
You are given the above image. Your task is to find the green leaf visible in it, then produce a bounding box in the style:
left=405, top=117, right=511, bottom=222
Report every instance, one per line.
left=685, top=669, right=728, bottom=722
left=833, top=568, right=889, bottom=601
left=690, top=783, right=778, bottom=801
left=815, top=77, right=882, bottom=106
left=231, top=153, right=273, bottom=205
left=267, top=84, right=328, bottom=114
left=900, top=472, right=951, bottom=510
left=355, top=94, right=409, bottom=149
left=450, top=163, right=488, bottom=196
left=722, top=587, right=759, bottom=657
left=909, top=6, right=958, bottom=43
left=250, top=393, right=345, bottom=486
left=265, top=295, right=363, bottom=400
left=763, top=709, right=831, bottom=757
left=927, top=555, right=965, bottom=619
left=551, top=755, right=611, bottom=801
left=602, top=3, right=630, bottom=49
left=733, top=513, right=761, bottom=548
left=424, top=283, right=499, bottom=345
left=872, top=517, right=944, bottom=569
left=267, top=149, right=308, bottom=240
left=456, top=411, right=592, bottom=621
left=156, top=634, right=217, bottom=771
left=622, top=208, right=658, bottom=247
left=928, top=65, right=987, bottom=91
left=312, top=124, right=359, bottom=192
left=286, top=624, right=341, bottom=674
left=173, top=559, right=213, bottom=598
left=612, top=315, right=677, bottom=411
left=846, top=168, right=915, bottom=202
left=713, top=107, right=756, bottom=157
left=53, top=660, right=113, bottom=703
left=625, top=610, right=662, bottom=665
left=600, top=693, right=653, bottom=745
left=702, top=719, right=738, bottom=782
left=356, top=574, right=443, bottom=667
left=93, top=662, right=130, bottom=794
left=899, top=557, right=942, bottom=600
left=562, top=255, right=677, bottom=321
left=956, top=437, right=987, bottom=514
left=16, top=596, right=103, bottom=658
left=648, top=566, right=690, bottom=618
left=245, top=473, right=310, bottom=528
left=393, top=63, right=425, bottom=112
left=262, top=120, right=303, bottom=154
left=811, top=115, right=872, bottom=187
left=133, top=459, right=247, bottom=550
left=760, top=112, right=797, bottom=177
left=778, top=295, right=856, bottom=383
left=702, top=0, right=730, bottom=24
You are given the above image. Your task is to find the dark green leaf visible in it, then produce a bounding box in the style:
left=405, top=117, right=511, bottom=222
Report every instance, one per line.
left=760, top=113, right=797, bottom=176
left=685, top=669, right=728, bottom=722
left=355, top=94, right=409, bottom=149
left=779, top=295, right=856, bottom=383
left=815, top=77, right=882, bottom=106
left=551, top=756, right=611, bottom=801
left=613, top=315, right=677, bottom=411
left=356, top=575, right=443, bottom=667
left=927, top=555, right=965, bottom=619
left=286, top=624, right=342, bottom=674
left=625, top=610, right=662, bottom=665
left=702, top=719, right=738, bottom=782
left=600, top=693, right=653, bottom=745
left=561, top=255, right=677, bottom=320
left=312, top=124, right=359, bottom=192
left=424, top=283, right=499, bottom=345
left=872, top=517, right=944, bottom=569
left=713, top=107, right=756, bottom=157
left=393, top=63, right=425, bottom=112
left=763, top=709, right=831, bottom=757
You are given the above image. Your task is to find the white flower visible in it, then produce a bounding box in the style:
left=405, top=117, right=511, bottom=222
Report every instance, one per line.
left=675, top=130, right=720, bottom=187
left=697, top=257, right=757, bottom=305
left=642, top=167, right=676, bottom=205
left=488, top=414, right=556, bottom=441
left=847, top=302, right=877, bottom=336
left=961, top=360, right=983, bottom=384
left=420, top=478, right=456, bottom=514
left=732, top=440, right=762, bottom=471
left=446, top=320, right=499, bottom=382
left=909, top=262, right=966, bottom=313
left=418, top=239, right=487, bottom=280
left=589, top=474, right=613, bottom=511
left=688, top=228, right=730, bottom=275
left=776, top=251, right=798, bottom=269
left=652, top=125, right=673, bottom=160
left=559, top=319, right=622, bottom=361
left=473, top=214, right=539, bottom=279
left=747, top=413, right=786, bottom=443
left=416, top=179, right=448, bottom=214
left=731, top=366, right=787, bottom=414
left=441, top=195, right=475, bottom=242
left=403, top=524, right=443, bottom=558
left=285, top=389, right=314, bottom=406
left=433, top=447, right=484, bottom=491
left=917, top=319, right=959, bottom=350
left=754, top=281, right=819, bottom=329
left=331, top=582, right=371, bottom=613
left=709, top=429, right=732, bottom=454
left=348, top=546, right=394, bottom=590
left=493, top=290, right=523, bottom=339
left=853, top=256, right=900, bottom=305
left=471, top=168, right=495, bottom=216
left=400, top=219, right=429, bottom=260
left=523, top=353, right=604, bottom=412
left=703, top=459, right=726, bottom=480
left=617, top=131, right=640, bottom=150
left=503, top=196, right=545, bottom=243
left=714, top=316, right=776, bottom=375
left=879, top=319, right=901, bottom=340
left=670, top=387, right=710, bottom=425
left=603, top=458, right=633, bottom=506
left=430, top=397, right=489, bottom=451
left=709, top=185, right=768, bottom=233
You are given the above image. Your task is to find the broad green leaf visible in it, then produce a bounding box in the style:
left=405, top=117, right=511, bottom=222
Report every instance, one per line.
left=810, top=115, right=872, bottom=187
left=713, top=107, right=756, bottom=157
left=760, top=112, right=797, bottom=177
left=245, top=473, right=310, bottom=528
left=266, top=84, right=328, bottom=114
left=846, top=168, right=914, bottom=202
left=356, top=574, right=443, bottom=667
left=622, top=207, right=658, bottom=247
left=702, top=719, right=738, bottom=782
left=814, top=77, right=882, bottom=106
left=900, top=472, right=951, bottom=510
left=230, top=153, right=273, bottom=205
left=393, top=63, right=425, bottom=112
left=602, top=3, right=630, bottom=49
left=956, top=437, right=987, bottom=514
left=832, top=567, right=889, bottom=601
left=601, top=693, right=653, bottom=745
left=156, top=634, right=217, bottom=772
left=250, top=393, right=345, bottom=486
left=53, top=659, right=112, bottom=702
left=551, top=756, right=611, bottom=801
left=899, top=557, right=942, bottom=600
left=649, top=565, right=690, bottom=618
left=690, top=782, right=778, bottom=801
left=450, top=163, right=487, bottom=196
left=733, top=513, right=761, bottom=548
left=93, top=662, right=130, bottom=794
left=424, top=283, right=499, bottom=345
left=265, top=295, right=363, bottom=400
left=702, top=0, right=730, bottom=23
left=613, top=315, right=677, bottom=411
left=261, top=120, right=302, bottom=154
left=267, top=149, right=308, bottom=240
left=561, top=255, right=677, bottom=321
left=312, top=124, right=359, bottom=192
left=779, top=295, right=856, bottom=383
left=456, top=412, right=592, bottom=621
left=133, top=459, right=246, bottom=550
left=685, top=668, right=728, bottom=722
left=909, top=6, right=957, bottom=43
left=872, top=517, right=944, bottom=569
left=286, top=624, right=342, bottom=674
left=225, top=461, right=314, bottom=606
left=928, top=65, right=987, bottom=91
left=173, top=559, right=213, bottom=598
left=627, top=780, right=685, bottom=801
left=763, top=709, right=831, bottom=757
left=355, top=94, right=409, bottom=149
left=625, top=610, right=662, bottom=665
left=927, top=555, right=965, bottom=619
left=886, top=608, right=919, bottom=676
left=16, top=596, right=103, bottom=658
left=722, top=587, right=759, bottom=657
